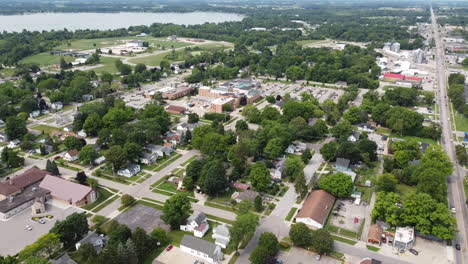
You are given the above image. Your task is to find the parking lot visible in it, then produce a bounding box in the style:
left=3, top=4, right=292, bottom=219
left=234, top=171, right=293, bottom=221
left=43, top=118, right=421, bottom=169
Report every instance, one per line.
left=156, top=246, right=232, bottom=264
left=115, top=203, right=170, bottom=233
left=290, top=86, right=344, bottom=104
left=277, top=247, right=341, bottom=264
left=0, top=204, right=80, bottom=256
left=378, top=237, right=450, bottom=264
left=330, top=199, right=366, bottom=233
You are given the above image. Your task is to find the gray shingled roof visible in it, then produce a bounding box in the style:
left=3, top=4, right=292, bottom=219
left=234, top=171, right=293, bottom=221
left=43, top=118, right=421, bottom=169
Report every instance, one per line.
left=187, top=211, right=207, bottom=225
left=181, top=235, right=219, bottom=259
left=52, top=254, right=77, bottom=264
left=336, top=158, right=350, bottom=168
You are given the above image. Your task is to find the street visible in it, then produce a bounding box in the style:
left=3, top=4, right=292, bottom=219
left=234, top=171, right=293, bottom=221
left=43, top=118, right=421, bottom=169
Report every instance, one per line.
left=431, top=7, right=468, bottom=264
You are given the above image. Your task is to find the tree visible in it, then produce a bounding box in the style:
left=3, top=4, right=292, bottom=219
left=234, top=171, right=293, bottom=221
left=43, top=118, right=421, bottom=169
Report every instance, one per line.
left=105, top=145, right=128, bottom=172
left=186, top=159, right=204, bottom=183
left=131, top=227, right=151, bottom=260
left=199, top=159, right=228, bottom=195
left=343, top=106, right=364, bottom=124
left=230, top=213, right=259, bottom=252
left=417, top=168, right=447, bottom=203
left=1, top=147, right=24, bottom=168
left=74, top=243, right=97, bottom=264
left=318, top=173, right=353, bottom=197
left=83, top=113, right=103, bottom=136
left=330, top=121, right=353, bottom=141
left=289, top=223, right=313, bottom=247
left=101, top=71, right=114, bottom=84
left=63, top=136, right=84, bottom=151
left=187, top=113, right=199, bottom=124
left=311, top=229, right=334, bottom=255
left=254, top=196, right=263, bottom=212
left=284, top=155, right=304, bottom=182
left=286, top=65, right=304, bottom=81
left=376, top=173, right=398, bottom=192
left=78, top=145, right=99, bottom=165
left=134, top=63, right=147, bottom=73
left=162, top=193, right=192, bottom=229
left=18, top=233, right=61, bottom=260
left=320, top=141, right=339, bottom=161
left=50, top=212, right=89, bottom=248
left=86, top=178, right=98, bottom=189
left=235, top=120, right=249, bottom=131
left=263, top=138, right=284, bottom=159
left=123, top=142, right=142, bottom=162
left=295, top=173, right=308, bottom=199
left=5, top=116, right=27, bottom=140
left=121, top=194, right=135, bottom=207
left=249, top=232, right=279, bottom=264
left=75, top=171, right=87, bottom=185
left=249, top=162, right=271, bottom=192
left=302, top=148, right=312, bottom=164
left=45, top=160, right=60, bottom=175
left=151, top=227, right=170, bottom=246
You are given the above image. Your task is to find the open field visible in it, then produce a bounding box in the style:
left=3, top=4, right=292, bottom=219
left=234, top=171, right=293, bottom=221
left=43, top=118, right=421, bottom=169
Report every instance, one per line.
left=55, top=36, right=192, bottom=50
left=19, top=52, right=75, bottom=66
left=92, top=56, right=122, bottom=74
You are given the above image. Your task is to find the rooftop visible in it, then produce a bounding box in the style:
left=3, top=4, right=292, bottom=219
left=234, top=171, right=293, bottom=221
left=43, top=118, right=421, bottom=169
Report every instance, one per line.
left=395, top=226, right=414, bottom=243
left=39, top=175, right=92, bottom=204
left=0, top=167, right=49, bottom=196
left=296, top=190, right=336, bottom=226
left=0, top=184, right=49, bottom=213
left=181, top=235, right=220, bottom=259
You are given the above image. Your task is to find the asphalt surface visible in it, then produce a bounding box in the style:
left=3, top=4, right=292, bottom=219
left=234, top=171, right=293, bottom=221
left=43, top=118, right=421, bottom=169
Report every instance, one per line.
left=431, top=7, right=468, bottom=264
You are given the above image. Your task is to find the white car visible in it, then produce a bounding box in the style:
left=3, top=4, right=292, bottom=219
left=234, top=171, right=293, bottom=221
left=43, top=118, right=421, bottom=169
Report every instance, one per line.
left=25, top=225, right=32, bottom=231
left=451, top=207, right=456, bottom=214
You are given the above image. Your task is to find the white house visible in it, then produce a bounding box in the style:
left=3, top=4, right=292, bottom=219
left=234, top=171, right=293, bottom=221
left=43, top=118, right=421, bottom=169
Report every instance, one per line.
left=347, top=131, right=361, bottom=142
left=0, top=120, right=5, bottom=128
left=75, top=232, right=108, bottom=253
left=7, top=140, right=20, bottom=148
left=140, top=152, right=158, bottom=165
left=29, top=110, right=41, bottom=118
left=180, top=235, right=224, bottom=264
left=212, top=223, right=230, bottom=249
left=50, top=101, right=63, bottom=111
left=180, top=211, right=209, bottom=238
left=146, top=144, right=174, bottom=157
left=63, top=149, right=79, bottom=162
left=93, top=156, right=106, bottom=165
left=77, top=130, right=87, bottom=138
left=117, top=164, right=141, bottom=177
left=0, top=132, right=7, bottom=142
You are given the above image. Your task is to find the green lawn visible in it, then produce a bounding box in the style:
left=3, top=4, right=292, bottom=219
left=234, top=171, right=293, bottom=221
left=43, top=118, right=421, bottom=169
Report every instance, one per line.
left=81, top=187, right=113, bottom=211
left=390, top=134, right=437, bottom=145
left=204, top=201, right=235, bottom=212
left=296, top=39, right=326, bottom=46
left=128, top=49, right=186, bottom=66
left=137, top=200, right=164, bottom=210
left=20, top=52, right=75, bottom=66
left=285, top=207, right=298, bottom=221
left=91, top=56, right=122, bottom=74
left=56, top=36, right=191, bottom=50
left=0, top=68, right=16, bottom=78
left=453, top=110, right=468, bottom=132
left=367, top=245, right=380, bottom=252
left=396, top=184, right=417, bottom=199
left=331, top=235, right=357, bottom=245
left=207, top=188, right=236, bottom=205
left=30, top=124, right=60, bottom=134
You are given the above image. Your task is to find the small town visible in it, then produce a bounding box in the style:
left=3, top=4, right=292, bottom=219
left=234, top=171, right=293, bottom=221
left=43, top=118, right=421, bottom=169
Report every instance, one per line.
left=0, top=1, right=468, bottom=264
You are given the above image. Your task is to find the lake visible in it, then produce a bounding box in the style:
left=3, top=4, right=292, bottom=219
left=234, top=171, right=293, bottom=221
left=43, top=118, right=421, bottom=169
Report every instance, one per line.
left=0, top=12, right=245, bottom=32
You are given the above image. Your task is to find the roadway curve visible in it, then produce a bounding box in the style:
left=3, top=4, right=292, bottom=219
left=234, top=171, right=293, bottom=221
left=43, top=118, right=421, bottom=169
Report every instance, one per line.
left=431, top=7, right=468, bottom=264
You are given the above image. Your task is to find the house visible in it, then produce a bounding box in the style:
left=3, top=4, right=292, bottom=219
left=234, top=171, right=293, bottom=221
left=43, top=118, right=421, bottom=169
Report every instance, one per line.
left=166, top=105, right=187, bottom=115
left=367, top=224, right=383, bottom=245
left=0, top=185, right=50, bottom=220
left=0, top=167, right=49, bottom=200
left=295, top=190, right=336, bottom=229
left=165, top=133, right=180, bottom=145
left=39, top=175, right=97, bottom=206
left=117, top=164, right=141, bottom=177
left=270, top=157, right=286, bottom=180
left=394, top=226, right=415, bottom=251
left=75, top=231, right=108, bottom=253
left=348, top=131, right=361, bottom=142
left=180, top=211, right=209, bottom=238
left=359, top=259, right=382, bottom=264
left=231, top=182, right=251, bottom=190
left=177, top=123, right=203, bottom=133
left=285, top=144, right=296, bottom=154
left=212, top=223, right=230, bottom=249
left=335, top=158, right=351, bottom=172
left=0, top=132, right=7, bottom=142
left=7, top=139, right=20, bottom=148
left=63, top=149, right=79, bottom=162
left=231, top=190, right=259, bottom=203
left=146, top=144, right=174, bottom=157
left=140, top=152, right=158, bottom=165
left=0, top=119, right=5, bottom=128
left=52, top=254, right=78, bottom=264
left=93, top=156, right=106, bottom=165
left=77, top=130, right=87, bottom=138
left=357, top=123, right=376, bottom=133
left=34, top=144, right=53, bottom=155
left=30, top=110, right=41, bottom=118
left=50, top=102, right=63, bottom=111
left=180, top=235, right=224, bottom=264
left=82, top=94, right=94, bottom=102
left=31, top=197, right=47, bottom=216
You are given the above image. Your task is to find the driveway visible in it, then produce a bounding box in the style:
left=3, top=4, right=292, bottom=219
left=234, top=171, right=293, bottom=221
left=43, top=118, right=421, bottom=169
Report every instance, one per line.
left=0, top=205, right=80, bottom=256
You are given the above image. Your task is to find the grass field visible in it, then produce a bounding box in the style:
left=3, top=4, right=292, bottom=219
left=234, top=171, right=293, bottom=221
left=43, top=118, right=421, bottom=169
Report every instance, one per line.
left=56, top=36, right=191, bottom=50
left=30, top=124, right=60, bottom=134
left=296, top=39, right=326, bottom=46
left=0, top=68, right=16, bottom=77
left=453, top=110, right=468, bottom=132
left=396, top=184, right=417, bottom=199
left=285, top=207, right=298, bottom=221
left=20, top=52, right=75, bottom=66
left=81, top=187, right=113, bottom=211
left=390, top=133, right=438, bottom=145
left=128, top=49, right=186, bottom=66
left=91, top=56, right=122, bottom=74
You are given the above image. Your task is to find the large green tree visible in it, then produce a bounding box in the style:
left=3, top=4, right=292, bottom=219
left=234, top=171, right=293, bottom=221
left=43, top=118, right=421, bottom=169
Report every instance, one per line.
left=161, top=193, right=192, bottom=229
left=318, top=173, right=353, bottom=197
left=249, top=162, right=271, bottom=192
left=50, top=212, right=89, bottom=248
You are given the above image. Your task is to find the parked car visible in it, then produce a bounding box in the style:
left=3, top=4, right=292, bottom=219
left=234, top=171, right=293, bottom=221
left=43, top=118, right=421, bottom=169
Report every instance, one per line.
left=38, top=219, right=46, bottom=224
left=166, top=245, right=173, bottom=251
left=25, top=225, right=32, bottom=231
left=451, top=207, right=456, bottom=214
left=53, top=156, right=61, bottom=160
left=315, top=255, right=321, bottom=260
left=456, top=244, right=461, bottom=250
left=409, top=249, right=419, bottom=255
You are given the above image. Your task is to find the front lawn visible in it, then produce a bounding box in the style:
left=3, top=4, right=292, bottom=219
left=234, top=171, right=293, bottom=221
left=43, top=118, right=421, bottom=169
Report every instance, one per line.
left=30, top=124, right=60, bottom=134
left=396, top=184, right=417, bottom=199
left=81, top=187, right=113, bottom=211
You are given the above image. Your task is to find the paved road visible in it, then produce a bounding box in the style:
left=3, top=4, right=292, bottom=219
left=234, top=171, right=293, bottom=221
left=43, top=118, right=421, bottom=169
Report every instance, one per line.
left=431, top=7, right=468, bottom=264
left=335, top=242, right=411, bottom=264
